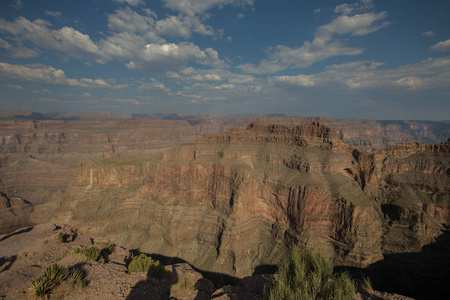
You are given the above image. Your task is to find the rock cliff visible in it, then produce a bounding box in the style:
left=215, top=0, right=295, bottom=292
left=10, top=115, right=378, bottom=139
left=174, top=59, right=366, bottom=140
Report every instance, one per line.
left=45, top=122, right=449, bottom=279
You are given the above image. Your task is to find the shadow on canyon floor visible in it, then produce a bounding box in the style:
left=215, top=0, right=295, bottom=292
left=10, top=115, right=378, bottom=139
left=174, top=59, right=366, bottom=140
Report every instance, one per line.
left=0, top=255, right=17, bottom=273
left=0, top=226, right=33, bottom=242
left=125, top=230, right=450, bottom=299
left=126, top=251, right=242, bottom=300
left=338, top=229, right=450, bottom=300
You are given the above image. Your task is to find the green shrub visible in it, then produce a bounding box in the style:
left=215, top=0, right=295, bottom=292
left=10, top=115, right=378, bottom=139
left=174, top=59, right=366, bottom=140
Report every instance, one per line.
left=74, top=243, right=113, bottom=261
left=74, top=246, right=101, bottom=261
left=29, top=264, right=69, bottom=297
left=56, top=232, right=65, bottom=243
left=70, top=268, right=87, bottom=288
left=264, top=247, right=355, bottom=300
left=128, top=254, right=166, bottom=278
left=361, top=275, right=374, bottom=294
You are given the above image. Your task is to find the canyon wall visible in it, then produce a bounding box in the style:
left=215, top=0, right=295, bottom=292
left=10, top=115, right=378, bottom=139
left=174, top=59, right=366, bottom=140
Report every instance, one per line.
left=43, top=122, right=449, bottom=278
left=0, top=116, right=448, bottom=234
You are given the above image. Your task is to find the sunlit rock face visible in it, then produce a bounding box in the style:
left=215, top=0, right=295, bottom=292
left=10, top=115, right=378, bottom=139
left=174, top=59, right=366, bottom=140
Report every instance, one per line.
left=48, top=122, right=450, bottom=277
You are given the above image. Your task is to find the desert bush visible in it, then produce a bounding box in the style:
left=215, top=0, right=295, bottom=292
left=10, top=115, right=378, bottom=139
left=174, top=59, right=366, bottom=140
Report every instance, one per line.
left=29, top=264, right=69, bottom=297
left=96, top=242, right=114, bottom=255
left=70, top=268, right=87, bottom=288
left=74, top=242, right=113, bottom=261
left=264, top=247, right=355, bottom=300
left=128, top=253, right=166, bottom=278
left=56, top=232, right=65, bottom=243
left=361, top=275, right=374, bottom=294
left=74, top=246, right=101, bottom=261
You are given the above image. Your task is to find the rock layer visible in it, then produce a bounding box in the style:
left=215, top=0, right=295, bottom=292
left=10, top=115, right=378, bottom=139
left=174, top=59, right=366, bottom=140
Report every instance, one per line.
left=46, top=122, right=449, bottom=278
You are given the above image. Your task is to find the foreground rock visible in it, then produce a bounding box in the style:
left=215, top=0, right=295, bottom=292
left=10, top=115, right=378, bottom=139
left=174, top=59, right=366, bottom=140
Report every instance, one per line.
left=0, top=223, right=414, bottom=300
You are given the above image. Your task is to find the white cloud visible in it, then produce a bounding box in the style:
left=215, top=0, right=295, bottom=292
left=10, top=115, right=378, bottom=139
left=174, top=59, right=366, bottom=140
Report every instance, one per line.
left=44, top=11, right=62, bottom=18
left=334, top=0, right=374, bottom=15
left=0, top=17, right=104, bottom=62
left=138, top=78, right=171, bottom=92
left=271, top=75, right=315, bottom=87
left=107, top=7, right=155, bottom=34
left=394, top=77, right=427, bottom=90
left=317, top=12, right=389, bottom=37
left=431, top=39, right=450, bottom=52
left=32, top=89, right=53, bottom=94
left=156, top=16, right=192, bottom=39
left=3, top=83, right=24, bottom=89
left=421, top=31, right=434, bottom=37
left=204, top=73, right=222, bottom=81
left=82, top=92, right=93, bottom=98
left=127, top=42, right=226, bottom=73
left=313, top=9, right=321, bottom=16
left=267, top=57, right=450, bottom=91
left=238, top=1, right=388, bottom=74
left=238, top=40, right=363, bottom=74
left=0, top=36, right=39, bottom=58
left=163, top=0, right=254, bottom=16
left=113, top=0, right=144, bottom=6
left=0, top=62, right=128, bottom=89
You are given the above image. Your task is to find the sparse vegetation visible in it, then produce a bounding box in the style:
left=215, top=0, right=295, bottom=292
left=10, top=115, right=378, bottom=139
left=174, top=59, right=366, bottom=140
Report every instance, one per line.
left=56, top=232, right=65, bottom=243
left=74, top=245, right=101, bottom=261
left=70, top=268, right=87, bottom=288
left=361, top=275, right=374, bottom=294
left=29, top=264, right=69, bottom=297
left=74, top=242, right=113, bottom=261
left=170, top=277, right=198, bottom=298
left=263, top=247, right=355, bottom=300
left=127, top=253, right=166, bottom=278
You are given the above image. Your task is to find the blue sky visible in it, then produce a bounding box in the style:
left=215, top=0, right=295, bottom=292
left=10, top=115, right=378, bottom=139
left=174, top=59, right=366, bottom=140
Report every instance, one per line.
left=0, top=0, right=449, bottom=119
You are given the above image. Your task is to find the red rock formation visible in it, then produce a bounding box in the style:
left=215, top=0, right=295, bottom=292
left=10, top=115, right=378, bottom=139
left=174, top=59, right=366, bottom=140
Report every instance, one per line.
left=50, top=122, right=449, bottom=278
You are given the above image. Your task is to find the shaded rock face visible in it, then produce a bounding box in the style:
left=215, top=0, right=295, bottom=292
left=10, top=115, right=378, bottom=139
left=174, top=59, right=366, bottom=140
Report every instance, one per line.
left=1, top=117, right=449, bottom=235
left=0, top=119, right=237, bottom=234
left=47, top=122, right=450, bottom=279
left=0, top=192, right=33, bottom=234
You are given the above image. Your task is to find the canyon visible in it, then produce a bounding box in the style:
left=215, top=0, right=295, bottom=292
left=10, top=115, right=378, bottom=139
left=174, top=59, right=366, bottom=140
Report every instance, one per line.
left=0, top=112, right=449, bottom=299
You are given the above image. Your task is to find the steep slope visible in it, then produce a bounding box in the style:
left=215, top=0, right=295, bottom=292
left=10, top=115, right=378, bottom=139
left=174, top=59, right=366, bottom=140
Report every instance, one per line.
left=45, top=122, right=449, bottom=278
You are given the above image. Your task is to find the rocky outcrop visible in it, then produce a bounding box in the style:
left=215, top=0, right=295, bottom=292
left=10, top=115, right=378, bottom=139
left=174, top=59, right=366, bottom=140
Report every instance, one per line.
left=1, top=116, right=448, bottom=234
left=0, top=192, right=33, bottom=234
left=42, top=123, right=401, bottom=277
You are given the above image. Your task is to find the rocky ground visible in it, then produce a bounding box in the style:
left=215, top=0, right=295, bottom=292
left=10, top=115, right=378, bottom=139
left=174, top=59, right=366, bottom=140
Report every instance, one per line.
left=0, top=224, right=414, bottom=300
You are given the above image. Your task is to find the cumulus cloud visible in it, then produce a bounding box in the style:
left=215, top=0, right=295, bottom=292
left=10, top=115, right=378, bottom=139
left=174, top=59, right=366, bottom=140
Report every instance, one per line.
left=271, top=75, right=315, bottom=87
left=113, top=0, right=144, bottom=6
left=317, top=12, right=389, bottom=37
left=0, top=17, right=105, bottom=62
left=431, top=39, right=450, bottom=52
left=3, top=83, right=24, bottom=89
left=156, top=16, right=192, bottom=39
left=138, top=78, right=171, bottom=92
left=163, top=0, right=254, bottom=16
left=0, top=36, right=39, bottom=58
left=238, top=0, right=388, bottom=74
left=107, top=7, right=155, bottom=34
left=127, top=42, right=226, bottom=73
left=267, top=57, right=450, bottom=91
left=0, top=62, right=128, bottom=89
